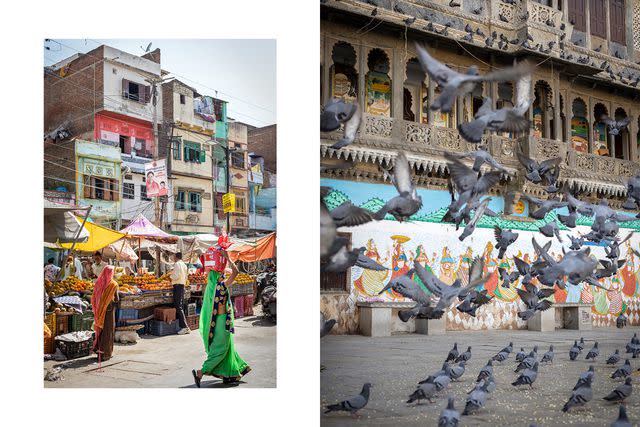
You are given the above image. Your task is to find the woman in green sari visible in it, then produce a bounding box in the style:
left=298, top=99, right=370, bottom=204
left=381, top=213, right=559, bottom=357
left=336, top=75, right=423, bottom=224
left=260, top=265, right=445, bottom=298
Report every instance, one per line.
left=192, top=250, right=251, bottom=386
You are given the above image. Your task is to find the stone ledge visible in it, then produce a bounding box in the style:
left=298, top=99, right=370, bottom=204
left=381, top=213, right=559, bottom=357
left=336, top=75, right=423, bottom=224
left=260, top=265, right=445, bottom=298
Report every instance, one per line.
left=356, top=301, right=416, bottom=309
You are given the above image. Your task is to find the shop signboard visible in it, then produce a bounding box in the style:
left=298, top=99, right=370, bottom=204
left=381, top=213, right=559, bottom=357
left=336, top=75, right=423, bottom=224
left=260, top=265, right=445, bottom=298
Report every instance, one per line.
left=222, top=193, right=236, bottom=213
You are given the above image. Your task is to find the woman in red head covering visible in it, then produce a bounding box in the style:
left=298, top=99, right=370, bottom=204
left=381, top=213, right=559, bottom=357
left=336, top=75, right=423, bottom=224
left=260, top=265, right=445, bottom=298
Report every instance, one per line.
left=91, top=265, right=119, bottom=361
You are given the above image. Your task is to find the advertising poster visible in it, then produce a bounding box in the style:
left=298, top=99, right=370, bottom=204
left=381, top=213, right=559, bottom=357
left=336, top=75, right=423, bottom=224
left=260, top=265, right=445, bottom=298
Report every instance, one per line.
left=144, top=159, right=169, bottom=197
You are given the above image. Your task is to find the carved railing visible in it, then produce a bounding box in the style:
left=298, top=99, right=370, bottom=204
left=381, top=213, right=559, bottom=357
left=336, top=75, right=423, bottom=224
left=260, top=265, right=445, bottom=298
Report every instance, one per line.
left=526, top=1, right=561, bottom=28
left=566, top=151, right=640, bottom=179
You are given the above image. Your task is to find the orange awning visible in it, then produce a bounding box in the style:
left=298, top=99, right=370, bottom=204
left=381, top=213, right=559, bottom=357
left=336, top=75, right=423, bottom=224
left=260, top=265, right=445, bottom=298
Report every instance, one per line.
left=228, top=232, right=276, bottom=262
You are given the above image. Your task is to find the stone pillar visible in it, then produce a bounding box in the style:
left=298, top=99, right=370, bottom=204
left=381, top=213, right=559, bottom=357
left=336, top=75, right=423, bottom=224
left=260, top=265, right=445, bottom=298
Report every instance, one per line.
left=427, top=78, right=435, bottom=124
left=605, top=0, right=611, bottom=43
left=553, top=77, right=561, bottom=141
left=358, top=44, right=366, bottom=111
left=322, top=36, right=332, bottom=104
left=565, top=91, right=573, bottom=146
left=585, top=0, right=592, bottom=48
left=392, top=47, right=404, bottom=121
left=587, top=96, right=594, bottom=153
left=628, top=110, right=638, bottom=161
left=561, top=0, right=569, bottom=20
left=626, top=0, right=636, bottom=60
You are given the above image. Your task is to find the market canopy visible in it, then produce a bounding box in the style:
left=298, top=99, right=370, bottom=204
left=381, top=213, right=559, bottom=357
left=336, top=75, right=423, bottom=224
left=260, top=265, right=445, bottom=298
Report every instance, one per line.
left=228, top=232, right=276, bottom=262
left=120, top=213, right=178, bottom=242
left=102, top=239, right=139, bottom=261
left=58, top=217, right=126, bottom=252
left=44, top=200, right=90, bottom=244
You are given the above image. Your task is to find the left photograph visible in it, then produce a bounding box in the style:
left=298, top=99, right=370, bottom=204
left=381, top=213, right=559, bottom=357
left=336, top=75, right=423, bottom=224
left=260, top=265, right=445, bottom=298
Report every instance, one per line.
left=43, top=39, right=277, bottom=388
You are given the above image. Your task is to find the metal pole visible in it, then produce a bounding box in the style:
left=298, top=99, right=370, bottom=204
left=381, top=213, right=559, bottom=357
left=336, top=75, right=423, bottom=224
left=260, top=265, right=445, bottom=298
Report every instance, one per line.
left=148, top=77, right=161, bottom=227
left=226, top=144, right=231, bottom=234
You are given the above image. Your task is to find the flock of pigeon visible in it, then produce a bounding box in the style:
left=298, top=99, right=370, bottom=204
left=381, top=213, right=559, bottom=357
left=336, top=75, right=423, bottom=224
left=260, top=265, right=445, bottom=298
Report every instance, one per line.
left=325, top=334, right=640, bottom=425
left=320, top=35, right=640, bottom=425
left=320, top=41, right=640, bottom=328
left=381, top=0, right=640, bottom=87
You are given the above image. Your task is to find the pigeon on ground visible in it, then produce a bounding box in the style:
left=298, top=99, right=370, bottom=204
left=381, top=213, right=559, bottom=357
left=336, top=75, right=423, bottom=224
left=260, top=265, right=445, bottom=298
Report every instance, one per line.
left=494, top=226, right=519, bottom=259
left=330, top=102, right=362, bottom=149
left=324, top=383, right=372, bottom=416
left=541, top=345, right=554, bottom=363
left=577, top=337, right=586, bottom=351
left=522, top=195, right=568, bottom=219
left=374, top=152, right=423, bottom=222
left=407, top=381, right=438, bottom=404
left=432, top=374, right=451, bottom=392
left=563, top=377, right=593, bottom=412
left=515, top=351, right=538, bottom=373
left=418, top=362, right=450, bottom=385
left=446, top=343, right=459, bottom=363
left=611, top=404, right=632, bottom=427
left=617, top=313, right=628, bottom=329
left=608, top=350, right=621, bottom=365
left=321, top=312, right=336, bottom=338
left=517, top=153, right=561, bottom=184
left=455, top=347, right=472, bottom=363
left=601, top=115, right=632, bottom=136
left=438, top=396, right=460, bottom=427
left=516, top=347, right=527, bottom=362
left=415, top=42, right=532, bottom=113
left=574, top=366, right=595, bottom=390
left=477, top=360, right=494, bottom=382
left=449, top=361, right=467, bottom=381
left=603, top=377, right=633, bottom=403
left=500, top=342, right=513, bottom=354
left=586, top=342, right=600, bottom=360
left=463, top=380, right=488, bottom=415
left=468, top=375, right=496, bottom=394
left=321, top=98, right=357, bottom=132
left=512, top=362, right=539, bottom=388
left=612, top=360, right=632, bottom=379
left=492, top=350, right=509, bottom=363
left=457, top=75, right=532, bottom=143
left=570, top=341, right=581, bottom=361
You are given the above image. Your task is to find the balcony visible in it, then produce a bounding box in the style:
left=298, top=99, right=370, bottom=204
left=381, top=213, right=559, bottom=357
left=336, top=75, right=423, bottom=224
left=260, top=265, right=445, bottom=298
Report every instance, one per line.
left=320, top=114, right=639, bottom=196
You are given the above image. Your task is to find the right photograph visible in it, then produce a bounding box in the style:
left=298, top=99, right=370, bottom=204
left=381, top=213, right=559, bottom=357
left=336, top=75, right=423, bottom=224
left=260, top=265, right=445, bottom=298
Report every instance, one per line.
left=320, top=0, right=640, bottom=425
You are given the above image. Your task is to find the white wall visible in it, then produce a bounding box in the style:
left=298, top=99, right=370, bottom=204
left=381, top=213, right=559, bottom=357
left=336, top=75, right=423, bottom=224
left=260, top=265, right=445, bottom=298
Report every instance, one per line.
left=121, top=172, right=155, bottom=224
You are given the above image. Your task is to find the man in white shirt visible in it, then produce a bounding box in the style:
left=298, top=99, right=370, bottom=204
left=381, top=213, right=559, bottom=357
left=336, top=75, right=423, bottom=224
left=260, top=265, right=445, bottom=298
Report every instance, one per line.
left=170, top=252, right=190, bottom=335
left=63, top=254, right=84, bottom=280
left=92, top=251, right=108, bottom=279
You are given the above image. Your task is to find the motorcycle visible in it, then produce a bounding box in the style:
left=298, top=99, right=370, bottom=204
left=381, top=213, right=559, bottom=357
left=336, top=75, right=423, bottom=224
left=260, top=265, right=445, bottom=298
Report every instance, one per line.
left=257, top=271, right=277, bottom=322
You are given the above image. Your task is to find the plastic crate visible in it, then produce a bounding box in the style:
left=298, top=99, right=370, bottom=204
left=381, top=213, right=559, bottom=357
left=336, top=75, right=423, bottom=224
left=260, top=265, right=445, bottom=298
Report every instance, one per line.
left=117, top=306, right=155, bottom=321
left=55, top=314, right=70, bottom=336
left=69, top=311, right=94, bottom=332
left=233, top=295, right=245, bottom=319
left=149, top=320, right=179, bottom=336
left=186, top=314, right=199, bottom=330
left=55, top=337, right=93, bottom=359
left=243, top=295, right=254, bottom=316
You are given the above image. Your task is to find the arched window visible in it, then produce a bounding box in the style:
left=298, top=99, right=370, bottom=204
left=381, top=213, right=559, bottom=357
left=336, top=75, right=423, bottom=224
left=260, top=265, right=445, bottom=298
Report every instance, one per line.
left=613, top=107, right=629, bottom=160
left=571, top=98, right=589, bottom=153
left=330, top=41, right=358, bottom=102
left=497, top=83, right=513, bottom=137
left=593, top=103, right=609, bottom=155
left=365, top=48, right=392, bottom=117
left=403, top=57, right=425, bottom=122
left=533, top=81, right=553, bottom=139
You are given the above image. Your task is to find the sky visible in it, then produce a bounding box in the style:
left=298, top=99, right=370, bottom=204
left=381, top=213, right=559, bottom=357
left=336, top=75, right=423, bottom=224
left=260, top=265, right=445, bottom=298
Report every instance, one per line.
left=43, top=39, right=276, bottom=127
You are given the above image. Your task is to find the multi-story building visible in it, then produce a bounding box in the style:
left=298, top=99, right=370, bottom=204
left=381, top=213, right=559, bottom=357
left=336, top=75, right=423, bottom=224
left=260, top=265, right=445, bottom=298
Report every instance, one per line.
left=160, top=79, right=229, bottom=234
left=227, top=120, right=250, bottom=232
left=247, top=125, right=277, bottom=233
left=44, top=45, right=163, bottom=227
left=248, top=124, right=277, bottom=187
left=320, top=0, right=640, bottom=334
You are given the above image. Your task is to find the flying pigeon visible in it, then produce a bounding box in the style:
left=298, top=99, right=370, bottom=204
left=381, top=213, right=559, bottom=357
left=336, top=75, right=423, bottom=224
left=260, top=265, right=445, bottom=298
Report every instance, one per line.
left=523, top=195, right=568, bottom=220
left=457, top=74, right=532, bottom=143
left=415, top=42, right=532, bottom=113
left=438, top=396, right=460, bottom=427
left=321, top=98, right=357, bottom=132
left=324, top=383, right=372, bottom=416
left=517, top=153, right=561, bottom=184
left=378, top=270, right=432, bottom=306
left=601, top=115, right=632, bottom=136
left=329, top=201, right=375, bottom=228
left=608, top=350, right=621, bottom=365
left=568, top=235, right=585, bottom=250
left=539, top=220, right=563, bottom=242
left=498, top=267, right=519, bottom=288
left=448, top=148, right=511, bottom=174
left=603, top=377, right=633, bottom=403
left=374, top=152, right=423, bottom=222
left=622, top=175, right=640, bottom=210
left=323, top=237, right=386, bottom=272
left=458, top=198, right=492, bottom=241
left=398, top=303, right=444, bottom=322
left=330, top=102, right=362, bottom=149
left=494, top=226, right=519, bottom=259
left=413, top=261, right=482, bottom=311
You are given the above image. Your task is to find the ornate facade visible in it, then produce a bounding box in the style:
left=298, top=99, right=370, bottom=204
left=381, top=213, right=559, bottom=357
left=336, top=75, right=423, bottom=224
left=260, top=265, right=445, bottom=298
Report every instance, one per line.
left=321, top=0, right=640, bottom=334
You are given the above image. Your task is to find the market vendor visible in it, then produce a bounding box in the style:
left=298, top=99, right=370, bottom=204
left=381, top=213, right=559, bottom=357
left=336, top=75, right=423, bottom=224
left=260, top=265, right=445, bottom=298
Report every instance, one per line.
left=44, top=258, right=60, bottom=282
left=170, top=252, right=190, bottom=335
left=62, top=254, right=84, bottom=280
left=92, top=251, right=108, bottom=279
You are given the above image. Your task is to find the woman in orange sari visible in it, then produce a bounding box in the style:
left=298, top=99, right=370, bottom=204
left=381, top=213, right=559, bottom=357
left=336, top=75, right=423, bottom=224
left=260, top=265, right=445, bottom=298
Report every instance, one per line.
left=91, top=265, right=119, bottom=361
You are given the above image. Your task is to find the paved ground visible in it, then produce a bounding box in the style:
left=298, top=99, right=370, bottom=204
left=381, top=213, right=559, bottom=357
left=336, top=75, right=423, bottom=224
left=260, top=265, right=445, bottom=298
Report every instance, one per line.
left=321, top=327, right=640, bottom=426
left=44, top=307, right=276, bottom=388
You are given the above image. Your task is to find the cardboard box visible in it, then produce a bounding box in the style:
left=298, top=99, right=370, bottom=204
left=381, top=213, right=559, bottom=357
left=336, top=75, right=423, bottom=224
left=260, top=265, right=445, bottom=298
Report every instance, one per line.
left=154, top=307, right=176, bottom=323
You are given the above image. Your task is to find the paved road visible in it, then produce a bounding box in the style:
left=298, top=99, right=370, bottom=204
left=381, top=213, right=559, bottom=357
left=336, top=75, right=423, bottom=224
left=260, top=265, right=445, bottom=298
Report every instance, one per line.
left=321, top=327, right=640, bottom=426
left=45, top=309, right=276, bottom=388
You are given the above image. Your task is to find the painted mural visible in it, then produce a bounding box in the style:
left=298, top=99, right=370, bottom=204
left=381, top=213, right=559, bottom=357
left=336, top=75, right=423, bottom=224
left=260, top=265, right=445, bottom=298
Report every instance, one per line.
left=321, top=178, right=640, bottom=333
left=571, top=117, right=589, bottom=153
left=594, top=122, right=608, bottom=155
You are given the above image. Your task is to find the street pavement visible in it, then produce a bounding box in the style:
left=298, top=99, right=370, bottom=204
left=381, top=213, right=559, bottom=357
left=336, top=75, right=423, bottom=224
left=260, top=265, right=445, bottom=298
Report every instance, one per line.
left=44, top=307, right=276, bottom=388
left=321, top=327, right=640, bottom=426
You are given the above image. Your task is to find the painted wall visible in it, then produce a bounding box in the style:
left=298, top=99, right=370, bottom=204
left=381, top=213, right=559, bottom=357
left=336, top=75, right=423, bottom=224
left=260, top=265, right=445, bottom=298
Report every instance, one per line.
left=172, top=128, right=214, bottom=178
left=321, top=178, right=640, bottom=334
left=121, top=172, right=155, bottom=224
left=171, top=174, right=214, bottom=233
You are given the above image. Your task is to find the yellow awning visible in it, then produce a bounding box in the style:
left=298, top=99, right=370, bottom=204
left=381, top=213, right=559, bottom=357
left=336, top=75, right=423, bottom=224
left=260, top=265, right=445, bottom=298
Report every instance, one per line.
left=58, top=217, right=126, bottom=252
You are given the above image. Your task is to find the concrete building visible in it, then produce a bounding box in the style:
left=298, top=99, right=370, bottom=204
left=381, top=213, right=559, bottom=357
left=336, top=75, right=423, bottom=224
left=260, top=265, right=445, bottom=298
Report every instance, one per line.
left=247, top=125, right=277, bottom=234
left=160, top=79, right=229, bottom=234
left=320, top=0, right=640, bottom=334
left=248, top=124, right=277, bottom=186
left=44, top=44, right=163, bottom=227
left=227, top=120, right=250, bottom=232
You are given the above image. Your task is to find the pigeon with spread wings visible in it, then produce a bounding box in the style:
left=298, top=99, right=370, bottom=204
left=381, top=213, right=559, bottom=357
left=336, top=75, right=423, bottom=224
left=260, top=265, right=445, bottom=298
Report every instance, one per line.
left=374, top=152, right=423, bottom=222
